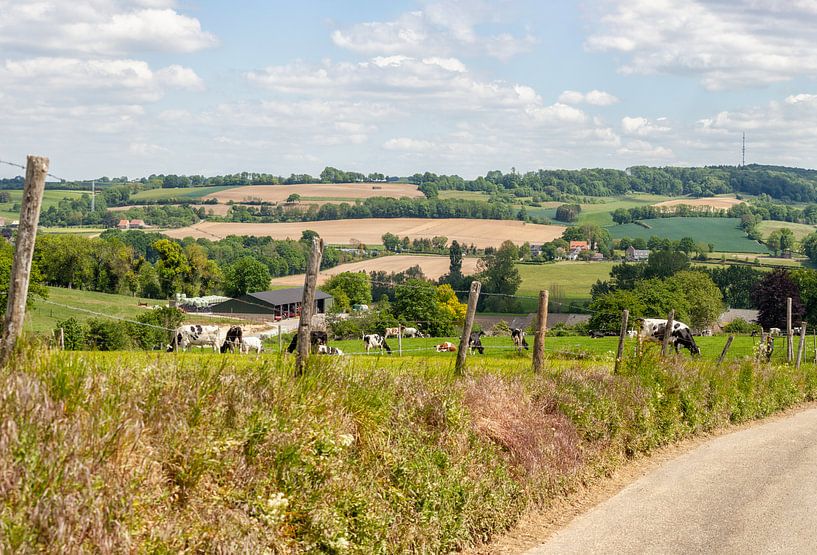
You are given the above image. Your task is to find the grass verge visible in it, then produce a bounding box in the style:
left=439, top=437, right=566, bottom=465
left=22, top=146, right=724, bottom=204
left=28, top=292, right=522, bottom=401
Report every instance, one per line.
left=2, top=345, right=816, bottom=552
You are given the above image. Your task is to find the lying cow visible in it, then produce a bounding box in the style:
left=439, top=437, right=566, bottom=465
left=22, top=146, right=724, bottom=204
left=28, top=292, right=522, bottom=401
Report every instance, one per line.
left=590, top=330, right=605, bottom=339
left=435, top=342, right=457, bottom=352
left=384, top=327, right=401, bottom=338
left=511, top=328, right=528, bottom=350
left=363, top=334, right=391, bottom=354
left=168, top=324, right=223, bottom=352
left=241, top=336, right=263, bottom=354
left=286, top=330, right=329, bottom=353
left=317, top=345, right=344, bottom=355
left=639, top=318, right=700, bottom=355
left=220, top=326, right=243, bottom=353
left=469, top=331, right=485, bottom=354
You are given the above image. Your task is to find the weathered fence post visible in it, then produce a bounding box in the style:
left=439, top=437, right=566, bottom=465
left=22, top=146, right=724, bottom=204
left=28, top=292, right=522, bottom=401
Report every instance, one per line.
left=796, top=323, right=807, bottom=370
left=532, top=290, right=549, bottom=373
left=0, top=155, right=49, bottom=368
left=717, top=335, right=734, bottom=366
left=455, top=280, right=481, bottom=376
left=59, top=327, right=65, bottom=350
left=661, top=310, right=675, bottom=357
left=278, top=324, right=282, bottom=353
left=787, top=297, right=793, bottom=363
left=296, top=237, right=323, bottom=375
left=615, top=309, right=629, bottom=374
left=398, top=327, right=403, bottom=356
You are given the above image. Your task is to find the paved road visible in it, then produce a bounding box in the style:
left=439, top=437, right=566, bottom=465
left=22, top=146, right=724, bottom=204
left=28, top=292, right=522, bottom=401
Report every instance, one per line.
left=529, top=407, right=817, bottom=554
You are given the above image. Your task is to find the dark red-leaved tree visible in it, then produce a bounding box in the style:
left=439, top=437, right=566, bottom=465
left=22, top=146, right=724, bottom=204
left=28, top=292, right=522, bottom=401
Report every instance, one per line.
left=751, top=269, right=804, bottom=330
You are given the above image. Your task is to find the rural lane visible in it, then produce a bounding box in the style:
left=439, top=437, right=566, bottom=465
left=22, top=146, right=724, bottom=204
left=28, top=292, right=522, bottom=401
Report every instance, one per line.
left=529, top=407, right=817, bottom=554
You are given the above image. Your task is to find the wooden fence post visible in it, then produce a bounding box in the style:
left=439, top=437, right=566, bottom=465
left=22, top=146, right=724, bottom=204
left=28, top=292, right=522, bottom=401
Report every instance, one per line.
left=796, top=324, right=807, bottom=370
left=615, top=309, right=629, bottom=374
left=455, top=280, right=481, bottom=376
left=0, top=155, right=49, bottom=368
left=398, top=328, right=403, bottom=356
left=59, top=327, right=65, bottom=350
left=717, top=335, right=734, bottom=366
left=532, top=290, right=549, bottom=373
left=787, top=297, right=793, bottom=363
left=295, top=237, right=323, bottom=375
left=278, top=324, right=282, bottom=353
left=661, top=310, right=675, bottom=357
left=813, top=329, right=816, bottom=364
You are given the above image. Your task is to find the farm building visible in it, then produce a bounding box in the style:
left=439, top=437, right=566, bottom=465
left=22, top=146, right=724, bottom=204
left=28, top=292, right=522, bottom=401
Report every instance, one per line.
left=210, top=287, right=333, bottom=320
left=626, top=246, right=650, bottom=261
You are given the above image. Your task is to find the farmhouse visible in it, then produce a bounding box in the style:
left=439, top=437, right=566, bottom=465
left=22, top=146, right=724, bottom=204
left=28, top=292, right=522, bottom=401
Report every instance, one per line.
left=626, top=246, right=650, bottom=261
left=117, top=219, right=130, bottom=230
left=569, top=240, right=589, bottom=250
left=210, top=287, right=333, bottom=320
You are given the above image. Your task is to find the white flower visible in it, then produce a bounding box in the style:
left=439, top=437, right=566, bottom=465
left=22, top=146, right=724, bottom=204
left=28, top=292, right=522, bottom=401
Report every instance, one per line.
left=339, top=433, right=355, bottom=447
left=330, top=537, right=350, bottom=551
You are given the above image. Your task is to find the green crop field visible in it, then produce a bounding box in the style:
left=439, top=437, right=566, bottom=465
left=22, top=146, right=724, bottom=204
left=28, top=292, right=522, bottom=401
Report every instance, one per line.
left=522, top=194, right=671, bottom=226
left=757, top=220, right=816, bottom=241
left=516, top=261, right=614, bottom=310
left=608, top=217, right=769, bottom=253
left=438, top=190, right=491, bottom=201
left=129, top=185, right=235, bottom=202
left=0, top=189, right=91, bottom=220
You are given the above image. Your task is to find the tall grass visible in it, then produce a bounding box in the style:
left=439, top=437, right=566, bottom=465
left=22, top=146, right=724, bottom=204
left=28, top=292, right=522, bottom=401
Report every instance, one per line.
left=2, top=345, right=816, bottom=552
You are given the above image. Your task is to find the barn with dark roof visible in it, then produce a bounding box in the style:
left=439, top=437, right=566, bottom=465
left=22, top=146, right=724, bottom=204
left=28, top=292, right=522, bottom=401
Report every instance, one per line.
left=210, top=287, right=333, bottom=320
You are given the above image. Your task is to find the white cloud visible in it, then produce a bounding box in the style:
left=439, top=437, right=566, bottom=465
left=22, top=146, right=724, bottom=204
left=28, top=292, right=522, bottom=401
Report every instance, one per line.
left=621, top=116, right=671, bottom=136
left=559, top=89, right=619, bottom=106
left=383, top=138, right=437, bottom=152
left=0, top=1, right=217, bottom=55
left=586, top=0, right=817, bottom=89
left=330, top=1, right=534, bottom=61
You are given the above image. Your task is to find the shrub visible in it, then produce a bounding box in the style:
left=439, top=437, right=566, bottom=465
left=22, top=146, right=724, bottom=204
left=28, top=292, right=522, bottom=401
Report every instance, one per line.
left=723, top=317, right=761, bottom=334
left=131, top=307, right=185, bottom=350
left=55, top=317, right=85, bottom=350
left=85, top=319, right=130, bottom=351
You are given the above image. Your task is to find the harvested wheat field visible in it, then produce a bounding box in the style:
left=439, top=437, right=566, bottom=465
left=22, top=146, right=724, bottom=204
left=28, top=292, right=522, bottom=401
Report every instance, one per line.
left=269, top=255, right=480, bottom=286
left=164, top=219, right=566, bottom=248
left=654, top=196, right=744, bottom=209
left=203, top=183, right=423, bottom=203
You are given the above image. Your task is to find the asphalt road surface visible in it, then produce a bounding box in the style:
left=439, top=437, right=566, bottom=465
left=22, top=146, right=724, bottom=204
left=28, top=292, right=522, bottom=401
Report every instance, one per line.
left=529, top=407, right=817, bottom=554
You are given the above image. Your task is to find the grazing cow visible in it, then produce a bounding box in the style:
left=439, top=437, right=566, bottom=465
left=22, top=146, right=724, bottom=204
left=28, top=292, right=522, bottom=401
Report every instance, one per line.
left=384, top=327, right=401, bottom=338
left=168, top=325, right=224, bottom=352
left=468, top=331, right=485, bottom=354
left=401, top=326, right=423, bottom=338
left=363, top=334, right=391, bottom=354
left=793, top=327, right=802, bottom=336
left=286, top=330, right=329, bottom=353
left=627, top=330, right=638, bottom=338
left=220, top=326, right=243, bottom=353
left=240, top=336, right=263, bottom=354
left=590, top=330, right=605, bottom=339
left=769, top=327, right=781, bottom=337
left=318, top=345, right=344, bottom=355
left=639, top=318, right=700, bottom=355
left=511, top=328, right=529, bottom=350
left=435, top=342, right=457, bottom=352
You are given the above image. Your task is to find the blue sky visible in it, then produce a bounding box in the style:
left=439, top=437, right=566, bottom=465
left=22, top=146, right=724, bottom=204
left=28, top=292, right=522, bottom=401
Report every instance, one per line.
left=2, top=0, right=817, bottom=179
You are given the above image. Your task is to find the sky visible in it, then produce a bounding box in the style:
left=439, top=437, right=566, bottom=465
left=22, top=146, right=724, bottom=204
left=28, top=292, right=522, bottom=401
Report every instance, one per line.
left=2, top=0, right=817, bottom=180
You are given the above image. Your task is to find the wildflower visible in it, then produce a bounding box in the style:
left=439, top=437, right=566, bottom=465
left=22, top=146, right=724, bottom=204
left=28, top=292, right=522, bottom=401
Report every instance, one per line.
left=339, top=433, right=354, bottom=447
left=330, top=536, right=350, bottom=551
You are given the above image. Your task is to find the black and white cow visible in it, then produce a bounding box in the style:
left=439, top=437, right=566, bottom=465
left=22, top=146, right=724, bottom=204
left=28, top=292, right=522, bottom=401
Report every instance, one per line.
left=511, top=328, right=528, bottom=350
left=286, top=330, right=329, bottom=353
left=318, top=345, right=344, bottom=355
left=401, top=326, right=423, bottom=338
left=167, top=325, right=224, bottom=352
left=468, top=331, right=485, bottom=354
left=220, top=326, right=243, bottom=353
left=363, top=334, right=391, bottom=354
left=639, top=318, right=700, bottom=355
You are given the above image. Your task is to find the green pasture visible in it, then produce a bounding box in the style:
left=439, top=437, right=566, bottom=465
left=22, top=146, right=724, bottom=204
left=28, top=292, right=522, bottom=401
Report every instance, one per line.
left=608, top=217, right=769, bottom=253
left=702, top=252, right=808, bottom=268
left=522, top=194, right=671, bottom=226
left=757, top=220, right=816, bottom=241
left=438, top=190, right=491, bottom=201
left=516, top=261, right=614, bottom=309
left=128, top=185, right=235, bottom=202
left=0, top=189, right=91, bottom=220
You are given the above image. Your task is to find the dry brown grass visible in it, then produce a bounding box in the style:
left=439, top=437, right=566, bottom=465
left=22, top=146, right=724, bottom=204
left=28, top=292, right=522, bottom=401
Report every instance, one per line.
left=164, top=219, right=566, bottom=248
left=654, top=196, right=744, bottom=209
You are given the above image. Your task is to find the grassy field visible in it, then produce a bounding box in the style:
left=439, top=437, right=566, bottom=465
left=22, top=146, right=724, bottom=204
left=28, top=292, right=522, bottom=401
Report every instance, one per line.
left=523, top=194, right=672, bottom=226
left=516, top=261, right=614, bottom=309
left=702, top=252, right=809, bottom=268
left=25, top=287, right=162, bottom=333
left=438, top=190, right=491, bottom=201
left=0, top=189, right=91, bottom=220
left=129, top=186, right=235, bottom=202
left=757, top=220, right=816, bottom=241
left=5, top=342, right=816, bottom=552
left=608, top=217, right=769, bottom=253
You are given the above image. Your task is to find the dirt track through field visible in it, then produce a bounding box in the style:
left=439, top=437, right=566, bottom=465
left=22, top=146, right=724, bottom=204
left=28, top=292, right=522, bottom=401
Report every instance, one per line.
left=204, top=183, right=423, bottom=203
left=269, top=255, right=480, bottom=286
left=163, top=219, right=566, bottom=248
